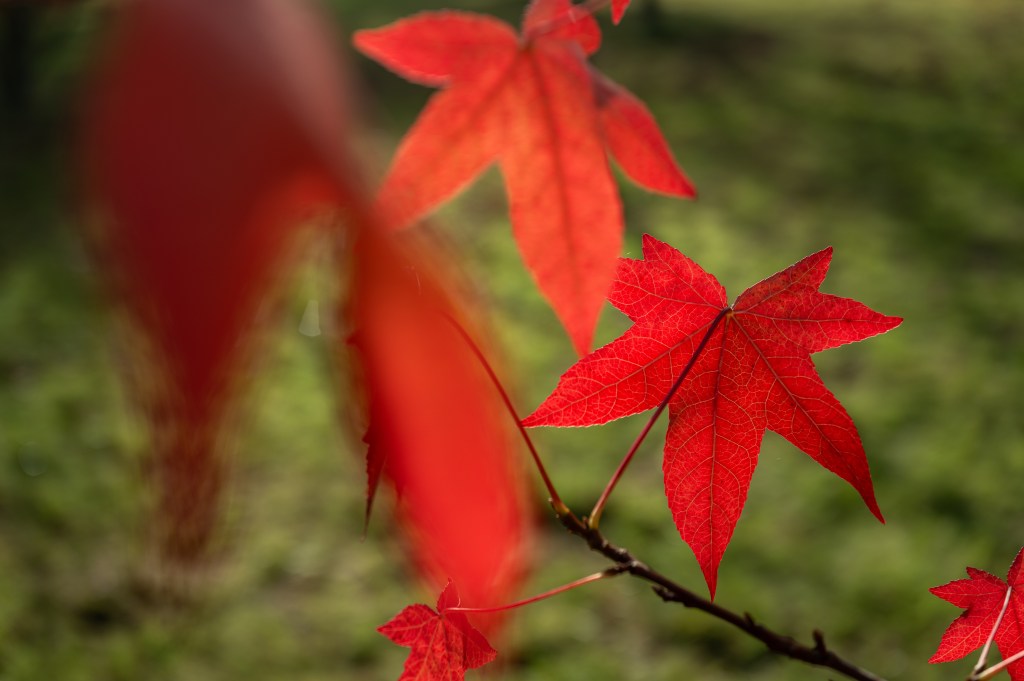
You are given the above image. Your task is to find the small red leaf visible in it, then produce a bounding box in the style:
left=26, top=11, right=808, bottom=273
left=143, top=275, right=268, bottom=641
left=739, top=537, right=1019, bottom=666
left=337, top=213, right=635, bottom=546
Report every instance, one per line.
left=931, top=548, right=1024, bottom=680
left=526, top=235, right=901, bottom=596
left=354, top=2, right=692, bottom=355
left=379, top=580, right=497, bottom=681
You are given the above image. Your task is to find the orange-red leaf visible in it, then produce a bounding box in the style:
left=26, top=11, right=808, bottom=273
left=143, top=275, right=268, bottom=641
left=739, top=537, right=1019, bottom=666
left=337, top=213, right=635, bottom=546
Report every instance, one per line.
left=500, top=40, right=621, bottom=357
left=379, top=580, right=497, bottom=681
left=525, top=235, right=901, bottom=596
left=594, top=71, right=695, bottom=197
left=931, top=548, right=1024, bottom=680
left=347, top=230, right=532, bottom=628
left=354, top=0, right=693, bottom=355
left=82, top=0, right=358, bottom=559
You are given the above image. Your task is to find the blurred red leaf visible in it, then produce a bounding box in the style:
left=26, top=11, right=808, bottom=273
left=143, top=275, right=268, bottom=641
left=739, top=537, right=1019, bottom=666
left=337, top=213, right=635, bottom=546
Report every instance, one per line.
left=378, top=580, right=497, bottom=681
left=354, top=0, right=693, bottom=355
left=526, top=235, right=900, bottom=596
left=611, top=0, right=631, bottom=24
left=931, top=548, right=1024, bottom=680
left=82, top=0, right=361, bottom=559
left=347, top=229, right=532, bottom=628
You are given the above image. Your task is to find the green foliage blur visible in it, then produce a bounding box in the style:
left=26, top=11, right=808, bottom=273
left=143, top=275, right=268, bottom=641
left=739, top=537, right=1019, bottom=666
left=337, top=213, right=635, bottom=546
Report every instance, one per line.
left=2, top=0, right=1023, bottom=679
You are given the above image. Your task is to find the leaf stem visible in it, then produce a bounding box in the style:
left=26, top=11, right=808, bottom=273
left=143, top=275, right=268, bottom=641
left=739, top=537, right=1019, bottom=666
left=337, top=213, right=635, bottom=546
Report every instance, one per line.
left=588, top=308, right=729, bottom=528
left=447, top=567, right=625, bottom=615
left=441, top=312, right=569, bottom=515
left=975, top=646, right=1024, bottom=681
left=970, top=585, right=1017, bottom=681
left=973, top=586, right=1013, bottom=676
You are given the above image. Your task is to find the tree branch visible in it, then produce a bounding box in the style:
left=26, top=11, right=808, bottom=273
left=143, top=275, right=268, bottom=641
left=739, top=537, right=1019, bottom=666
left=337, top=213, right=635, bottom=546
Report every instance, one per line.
left=556, top=508, right=890, bottom=681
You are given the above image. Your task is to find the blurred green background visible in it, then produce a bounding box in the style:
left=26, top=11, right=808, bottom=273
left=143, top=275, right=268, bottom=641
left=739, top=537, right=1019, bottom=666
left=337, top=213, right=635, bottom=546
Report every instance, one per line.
left=2, top=0, right=1023, bottom=679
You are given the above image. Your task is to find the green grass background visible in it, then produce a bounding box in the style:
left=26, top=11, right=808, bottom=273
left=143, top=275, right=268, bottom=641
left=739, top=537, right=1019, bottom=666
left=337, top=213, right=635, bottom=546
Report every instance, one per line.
left=2, top=0, right=1023, bottom=678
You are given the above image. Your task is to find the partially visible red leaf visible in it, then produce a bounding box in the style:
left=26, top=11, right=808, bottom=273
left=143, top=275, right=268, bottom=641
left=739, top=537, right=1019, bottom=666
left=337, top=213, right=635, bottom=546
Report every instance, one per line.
left=931, top=548, right=1024, bottom=680
left=500, top=39, right=621, bottom=358
left=362, top=46, right=516, bottom=233
left=526, top=235, right=901, bottom=596
left=354, top=0, right=693, bottom=355
left=82, top=0, right=359, bottom=560
left=352, top=11, right=517, bottom=86
left=593, top=71, right=696, bottom=197
left=612, top=0, right=631, bottom=24
left=347, top=229, right=532, bottom=629
left=379, top=580, right=497, bottom=681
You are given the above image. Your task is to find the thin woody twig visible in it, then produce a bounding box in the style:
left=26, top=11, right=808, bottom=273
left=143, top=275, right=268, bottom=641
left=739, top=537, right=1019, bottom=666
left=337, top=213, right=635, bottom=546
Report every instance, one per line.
left=556, top=509, right=890, bottom=681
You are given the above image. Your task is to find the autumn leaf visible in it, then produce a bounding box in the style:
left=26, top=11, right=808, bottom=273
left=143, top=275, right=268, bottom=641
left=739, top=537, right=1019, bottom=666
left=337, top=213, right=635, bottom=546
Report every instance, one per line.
left=346, top=230, right=532, bottom=629
left=379, top=580, right=497, bottom=681
left=82, top=0, right=360, bottom=560
left=612, top=0, right=631, bottom=24
left=525, top=235, right=901, bottom=596
left=930, top=547, right=1024, bottom=680
left=353, top=0, right=693, bottom=355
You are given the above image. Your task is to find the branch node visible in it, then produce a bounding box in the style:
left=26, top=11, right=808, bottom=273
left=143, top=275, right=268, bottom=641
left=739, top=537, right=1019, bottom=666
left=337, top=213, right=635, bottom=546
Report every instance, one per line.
left=652, top=586, right=676, bottom=602
left=813, top=629, right=827, bottom=653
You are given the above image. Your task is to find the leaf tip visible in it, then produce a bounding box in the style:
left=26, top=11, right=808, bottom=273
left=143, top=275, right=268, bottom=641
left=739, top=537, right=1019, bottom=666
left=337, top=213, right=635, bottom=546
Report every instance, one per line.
left=705, top=577, right=718, bottom=602
left=611, top=0, right=630, bottom=24
left=520, top=412, right=542, bottom=428
left=697, top=560, right=720, bottom=601
left=351, top=27, right=380, bottom=57
left=863, top=491, right=884, bottom=524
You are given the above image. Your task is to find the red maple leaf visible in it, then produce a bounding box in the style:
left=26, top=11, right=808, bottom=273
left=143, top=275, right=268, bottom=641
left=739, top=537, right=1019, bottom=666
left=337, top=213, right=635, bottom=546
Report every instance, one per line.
left=524, top=234, right=901, bottom=596
left=930, top=548, right=1024, bottom=680
left=353, top=0, right=693, bottom=355
left=379, top=580, right=497, bottom=681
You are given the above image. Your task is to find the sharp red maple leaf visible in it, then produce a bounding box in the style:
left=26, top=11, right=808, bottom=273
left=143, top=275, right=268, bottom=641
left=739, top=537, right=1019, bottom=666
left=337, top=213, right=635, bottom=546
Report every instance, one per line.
left=930, top=548, right=1024, bottom=680
left=353, top=0, right=693, bottom=355
left=524, top=235, right=901, bottom=596
left=379, top=580, right=497, bottom=681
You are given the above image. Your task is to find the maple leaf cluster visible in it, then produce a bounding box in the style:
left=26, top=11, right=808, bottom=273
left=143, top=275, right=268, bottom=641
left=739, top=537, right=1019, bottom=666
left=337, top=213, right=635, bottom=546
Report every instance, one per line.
left=78, top=0, right=926, bottom=679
